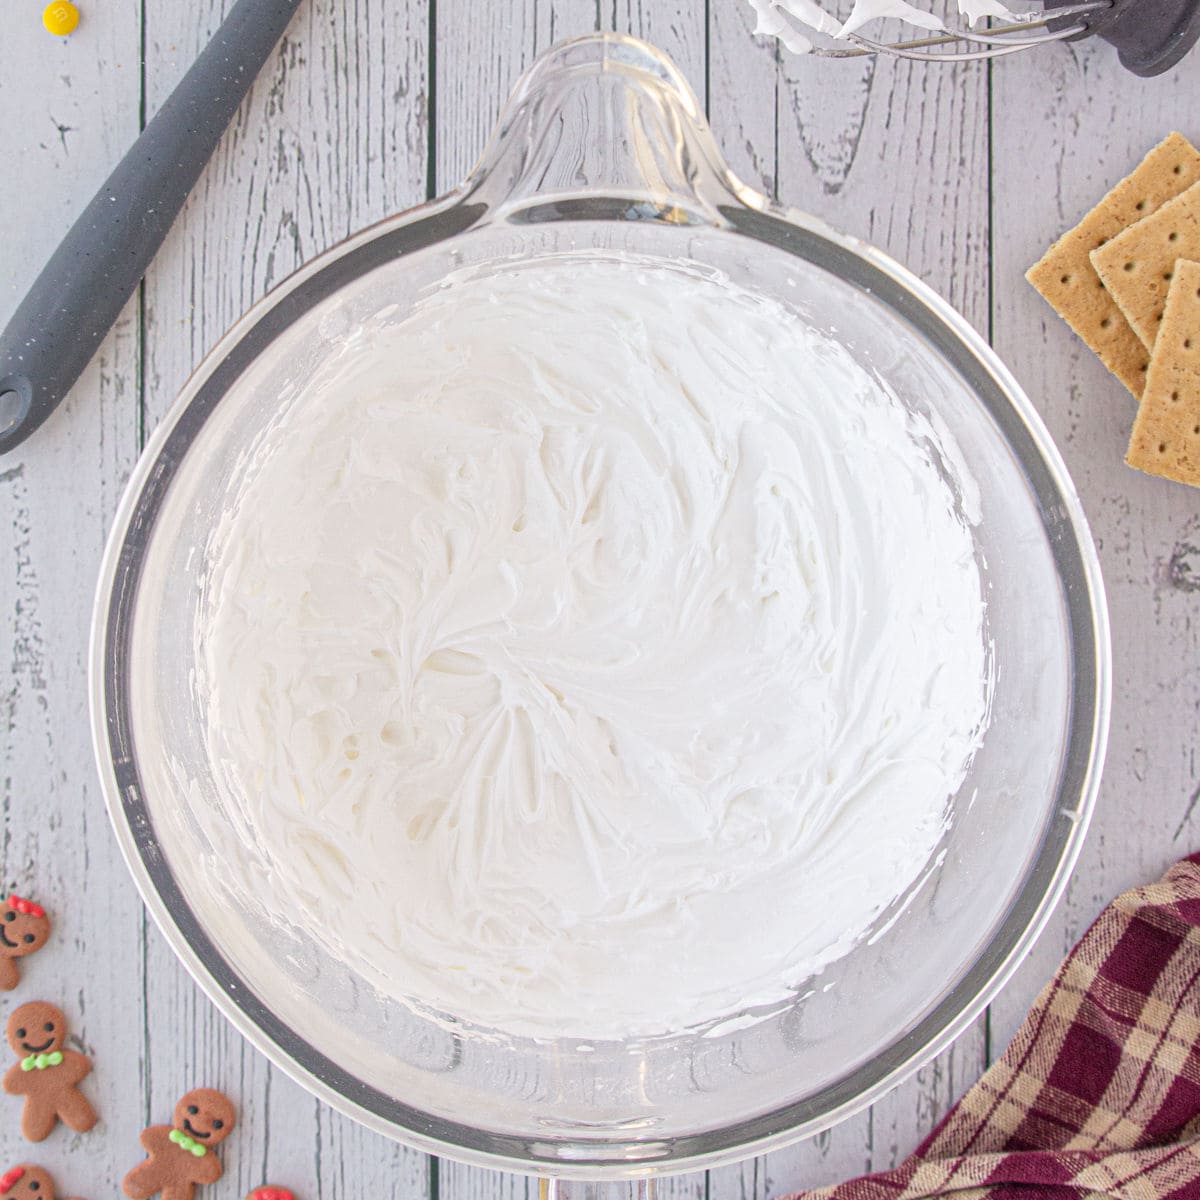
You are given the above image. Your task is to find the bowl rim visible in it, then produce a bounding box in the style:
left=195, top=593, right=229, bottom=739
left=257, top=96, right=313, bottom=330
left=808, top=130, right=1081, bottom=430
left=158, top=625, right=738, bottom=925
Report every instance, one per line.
left=88, top=34, right=1112, bottom=1183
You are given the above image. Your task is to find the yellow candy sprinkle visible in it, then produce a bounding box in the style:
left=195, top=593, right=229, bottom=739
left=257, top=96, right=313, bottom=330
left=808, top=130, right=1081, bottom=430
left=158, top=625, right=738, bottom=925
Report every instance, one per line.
left=43, top=1, right=80, bottom=36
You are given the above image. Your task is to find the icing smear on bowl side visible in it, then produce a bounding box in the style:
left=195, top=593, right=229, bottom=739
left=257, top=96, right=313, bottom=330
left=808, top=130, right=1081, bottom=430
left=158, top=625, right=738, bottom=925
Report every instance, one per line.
left=192, top=253, right=991, bottom=1041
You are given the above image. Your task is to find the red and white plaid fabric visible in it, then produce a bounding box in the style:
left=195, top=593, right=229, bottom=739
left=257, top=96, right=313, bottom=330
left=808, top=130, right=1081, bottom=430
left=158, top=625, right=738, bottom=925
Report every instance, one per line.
left=788, top=854, right=1200, bottom=1200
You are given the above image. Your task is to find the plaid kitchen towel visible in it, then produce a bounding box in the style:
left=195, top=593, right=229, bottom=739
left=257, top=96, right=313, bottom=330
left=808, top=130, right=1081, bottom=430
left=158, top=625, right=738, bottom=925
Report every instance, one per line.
left=788, top=853, right=1200, bottom=1200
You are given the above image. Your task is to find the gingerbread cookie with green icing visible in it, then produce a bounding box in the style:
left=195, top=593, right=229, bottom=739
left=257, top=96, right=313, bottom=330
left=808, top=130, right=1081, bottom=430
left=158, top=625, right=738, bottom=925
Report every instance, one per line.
left=0, top=1164, right=85, bottom=1200
left=123, top=1088, right=236, bottom=1200
left=2, top=1003, right=96, bottom=1141
left=0, top=899, right=51, bottom=991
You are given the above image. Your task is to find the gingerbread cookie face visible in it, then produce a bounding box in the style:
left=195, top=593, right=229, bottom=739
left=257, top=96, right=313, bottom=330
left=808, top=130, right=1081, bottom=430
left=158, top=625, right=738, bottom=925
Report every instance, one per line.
left=0, top=901, right=50, bottom=961
left=6, top=1005, right=66, bottom=1060
left=0, top=900, right=51, bottom=991
left=173, top=1090, right=234, bottom=1148
left=0, top=1165, right=54, bottom=1198
left=0, top=1164, right=83, bottom=1200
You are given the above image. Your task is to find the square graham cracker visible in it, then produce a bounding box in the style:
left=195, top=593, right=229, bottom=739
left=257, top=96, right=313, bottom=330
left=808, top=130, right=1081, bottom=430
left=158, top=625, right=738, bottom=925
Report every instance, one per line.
left=1093, top=179, right=1200, bottom=351
left=1127, top=259, right=1200, bottom=487
left=1027, top=132, right=1200, bottom=397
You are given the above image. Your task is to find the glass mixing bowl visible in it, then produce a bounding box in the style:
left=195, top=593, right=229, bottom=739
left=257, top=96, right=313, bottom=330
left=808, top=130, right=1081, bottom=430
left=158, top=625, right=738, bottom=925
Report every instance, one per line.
left=90, top=32, right=1110, bottom=1182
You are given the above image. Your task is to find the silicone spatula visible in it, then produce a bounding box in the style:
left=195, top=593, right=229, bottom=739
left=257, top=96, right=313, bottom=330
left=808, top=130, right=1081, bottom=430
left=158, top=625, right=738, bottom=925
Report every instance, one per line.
left=0, top=0, right=303, bottom=456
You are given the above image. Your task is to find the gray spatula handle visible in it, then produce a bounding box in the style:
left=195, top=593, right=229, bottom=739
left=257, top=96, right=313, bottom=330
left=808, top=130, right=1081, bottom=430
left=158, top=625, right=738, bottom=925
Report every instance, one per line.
left=0, top=0, right=303, bottom=456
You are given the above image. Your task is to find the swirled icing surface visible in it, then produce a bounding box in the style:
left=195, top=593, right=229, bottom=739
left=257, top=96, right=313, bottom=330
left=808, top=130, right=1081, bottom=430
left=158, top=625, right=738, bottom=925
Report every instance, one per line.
left=197, top=254, right=989, bottom=1040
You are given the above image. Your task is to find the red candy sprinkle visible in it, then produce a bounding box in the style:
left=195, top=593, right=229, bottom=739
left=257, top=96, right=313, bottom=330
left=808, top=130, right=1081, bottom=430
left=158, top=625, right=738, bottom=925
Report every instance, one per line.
left=252, top=1190, right=294, bottom=1200
left=8, top=896, right=44, bottom=919
left=0, top=1167, right=26, bottom=1194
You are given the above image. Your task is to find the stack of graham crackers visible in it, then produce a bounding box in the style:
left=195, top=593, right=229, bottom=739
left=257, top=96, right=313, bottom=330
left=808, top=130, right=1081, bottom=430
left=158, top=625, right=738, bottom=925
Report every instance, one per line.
left=1028, top=132, right=1200, bottom=489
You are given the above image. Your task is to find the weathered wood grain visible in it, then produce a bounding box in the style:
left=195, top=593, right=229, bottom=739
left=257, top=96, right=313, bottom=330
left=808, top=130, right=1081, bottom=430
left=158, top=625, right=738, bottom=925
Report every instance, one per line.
left=142, top=0, right=431, bottom=424
left=0, top=3, right=143, bottom=1196
left=989, top=44, right=1200, bottom=1059
left=433, top=0, right=708, bottom=197
left=136, top=1, right=432, bottom=1196
left=709, top=0, right=780, bottom=196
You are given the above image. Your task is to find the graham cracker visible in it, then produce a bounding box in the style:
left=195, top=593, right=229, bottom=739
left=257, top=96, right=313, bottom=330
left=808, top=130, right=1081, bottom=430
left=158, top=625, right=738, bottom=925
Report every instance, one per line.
left=1126, top=259, right=1200, bottom=487
left=1027, top=132, right=1200, bottom=397
left=1092, top=178, right=1200, bottom=351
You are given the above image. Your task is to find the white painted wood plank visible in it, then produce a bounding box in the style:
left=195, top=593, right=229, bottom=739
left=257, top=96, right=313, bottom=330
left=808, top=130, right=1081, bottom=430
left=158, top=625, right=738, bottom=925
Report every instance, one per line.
left=989, top=45, right=1200, bottom=1058
left=136, top=1, right=432, bottom=1195
left=709, top=0, right=779, bottom=197
left=705, top=8, right=990, bottom=1197
left=0, top=2, right=142, bottom=1197
left=434, top=0, right=708, bottom=196
left=435, top=0, right=538, bottom=191
left=142, top=0, right=432, bottom=423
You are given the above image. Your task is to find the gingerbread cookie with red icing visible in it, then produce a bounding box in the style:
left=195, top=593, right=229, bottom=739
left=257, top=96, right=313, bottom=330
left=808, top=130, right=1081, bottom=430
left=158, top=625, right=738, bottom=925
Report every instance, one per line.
left=123, top=1088, right=236, bottom=1200
left=0, top=1164, right=84, bottom=1200
left=0, top=899, right=51, bottom=991
left=2, top=1003, right=96, bottom=1141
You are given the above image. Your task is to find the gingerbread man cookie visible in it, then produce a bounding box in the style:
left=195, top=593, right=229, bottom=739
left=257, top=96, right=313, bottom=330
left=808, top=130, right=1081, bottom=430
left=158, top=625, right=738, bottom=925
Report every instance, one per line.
left=0, top=1164, right=84, bottom=1200
left=245, top=1190, right=294, bottom=1200
left=0, top=899, right=51, bottom=991
left=2, top=1003, right=96, bottom=1141
left=122, top=1088, right=236, bottom=1200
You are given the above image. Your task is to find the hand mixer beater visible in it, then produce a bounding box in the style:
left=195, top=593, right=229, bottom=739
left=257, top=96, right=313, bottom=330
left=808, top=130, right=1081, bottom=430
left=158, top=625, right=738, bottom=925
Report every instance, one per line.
left=778, top=0, right=1200, bottom=71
